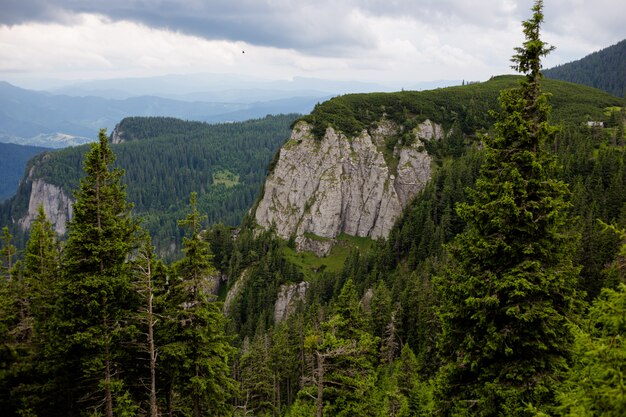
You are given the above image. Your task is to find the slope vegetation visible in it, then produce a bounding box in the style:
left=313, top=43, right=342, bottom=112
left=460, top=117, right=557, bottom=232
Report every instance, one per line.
left=544, top=39, right=626, bottom=97
left=0, top=114, right=298, bottom=256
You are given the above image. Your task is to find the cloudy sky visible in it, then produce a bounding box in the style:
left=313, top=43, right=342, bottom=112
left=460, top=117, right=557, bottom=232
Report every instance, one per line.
left=1, top=0, right=625, bottom=89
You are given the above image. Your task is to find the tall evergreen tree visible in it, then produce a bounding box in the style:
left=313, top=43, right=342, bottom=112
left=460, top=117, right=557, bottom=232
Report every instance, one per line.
left=51, top=130, right=139, bottom=416
left=163, top=192, right=237, bottom=416
left=0, top=226, right=22, bottom=414
left=131, top=233, right=166, bottom=417
left=293, top=280, right=380, bottom=417
left=23, top=206, right=60, bottom=328
left=11, top=206, right=61, bottom=415
left=435, top=1, right=581, bottom=415
left=0, top=227, right=17, bottom=281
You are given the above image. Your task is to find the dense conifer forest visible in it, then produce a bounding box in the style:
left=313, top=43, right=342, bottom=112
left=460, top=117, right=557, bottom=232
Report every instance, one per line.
left=1, top=1, right=626, bottom=416
left=544, top=38, right=626, bottom=98
left=0, top=114, right=298, bottom=256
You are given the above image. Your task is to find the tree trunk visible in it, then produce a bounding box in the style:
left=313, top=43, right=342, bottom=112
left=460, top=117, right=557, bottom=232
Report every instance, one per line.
left=193, top=364, right=201, bottom=417
left=104, top=343, right=114, bottom=417
left=148, top=291, right=158, bottom=417
left=166, top=380, right=174, bottom=417
left=315, top=351, right=324, bottom=417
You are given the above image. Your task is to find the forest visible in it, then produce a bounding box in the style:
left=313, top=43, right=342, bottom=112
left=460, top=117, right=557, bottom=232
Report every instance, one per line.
left=1, top=1, right=626, bottom=416
left=0, top=114, right=298, bottom=257
left=544, top=38, right=626, bottom=98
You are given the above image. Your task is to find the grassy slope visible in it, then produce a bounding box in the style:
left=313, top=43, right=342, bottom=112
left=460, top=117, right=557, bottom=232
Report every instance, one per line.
left=283, top=234, right=375, bottom=278
left=300, top=75, right=622, bottom=139
left=284, top=76, right=622, bottom=272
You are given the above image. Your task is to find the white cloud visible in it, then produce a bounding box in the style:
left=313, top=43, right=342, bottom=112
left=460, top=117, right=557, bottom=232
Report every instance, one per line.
left=0, top=15, right=252, bottom=80
left=0, top=1, right=624, bottom=87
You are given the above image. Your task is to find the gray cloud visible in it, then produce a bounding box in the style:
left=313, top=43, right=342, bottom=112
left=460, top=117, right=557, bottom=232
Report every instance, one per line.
left=0, top=0, right=378, bottom=53
left=1, top=0, right=624, bottom=56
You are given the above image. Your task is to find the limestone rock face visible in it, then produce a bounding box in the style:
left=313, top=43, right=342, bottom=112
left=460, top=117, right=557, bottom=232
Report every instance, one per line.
left=18, top=178, right=73, bottom=235
left=254, top=119, right=439, bottom=247
left=224, top=268, right=249, bottom=316
left=274, top=281, right=309, bottom=323
left=295, top=235, right=335, bottom=257
left=110, top=126, right=125, bottom=144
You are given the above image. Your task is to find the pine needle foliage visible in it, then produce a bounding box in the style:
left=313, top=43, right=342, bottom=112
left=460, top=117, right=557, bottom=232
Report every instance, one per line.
left=435, top=2, right=582, bottom=415
left=52, top=129, right=139, bottom=416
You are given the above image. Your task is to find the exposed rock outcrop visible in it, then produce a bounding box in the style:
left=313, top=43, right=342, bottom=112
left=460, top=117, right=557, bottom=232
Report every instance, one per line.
left=18, top=178, right=73, bottom=235
left=274, top=281, right=309, bottom=323
left=295, top=235, right=336, bottom=257
left=224, top=268, right=250, bottom=316
left=110, top=127, right=125, bottom=144
left=254, top=119, right=440, bottom=252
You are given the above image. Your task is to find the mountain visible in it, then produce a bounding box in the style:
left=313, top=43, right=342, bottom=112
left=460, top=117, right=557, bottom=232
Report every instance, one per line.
left=2, top=72, right=625, bottom=416
left=4, top=75, right=621, bottom=252
left=222, top=75, right=625, bottom=335
left=544, top=39, right=626, bottom=97
left=0, top=81, right=322, bottom=148
left=0, top=114, right=298, bottom=256
left=45, top=73, right=458, bottom=101
left=254, top=118, right=439, bottom=256
left=0, top=142, right=50, bottom=202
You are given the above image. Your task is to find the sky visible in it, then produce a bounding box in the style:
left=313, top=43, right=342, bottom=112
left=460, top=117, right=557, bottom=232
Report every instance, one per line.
left=1, top=0, right=625, bottom=90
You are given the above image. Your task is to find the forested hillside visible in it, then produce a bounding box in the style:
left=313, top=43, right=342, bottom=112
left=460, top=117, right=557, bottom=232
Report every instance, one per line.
left=1, top=2, right=626, bottom=415
left=544, top=38, right=626, bottom=98
left=0, top=80, right=320, bottom=148
left=217, top=9, right=626, bottom=414
left=2, top=71, right=624, bottom=417
left=0, top=114, right=298, bottom=256
left=0, top=143, right=49, bottom=201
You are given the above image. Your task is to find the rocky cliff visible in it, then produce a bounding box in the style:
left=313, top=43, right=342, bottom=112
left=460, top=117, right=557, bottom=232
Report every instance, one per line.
left=18, top=176, right=73, bottom=235
left=274, top=282, right=309, bottom=323
left=254, top=119, right=441, bottom=253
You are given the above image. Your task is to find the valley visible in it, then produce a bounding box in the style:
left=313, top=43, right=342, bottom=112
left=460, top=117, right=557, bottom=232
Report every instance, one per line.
left=1, top=2, right=625, bottom=415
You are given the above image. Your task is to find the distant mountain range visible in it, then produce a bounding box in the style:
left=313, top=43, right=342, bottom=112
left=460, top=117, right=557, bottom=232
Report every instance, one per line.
left=0, top=80, right=326, bottom=148
left=13, top=73, right=458, bottom=102
left=544, top=39, right=626, bottom=98
left=0, top=115, right=298, bottom=255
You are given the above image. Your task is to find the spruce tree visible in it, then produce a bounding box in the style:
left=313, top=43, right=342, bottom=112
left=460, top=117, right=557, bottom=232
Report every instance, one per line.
left=0, top=227, right=17, bottom=281
left=558, top=283, right=626, bottom=416
left=12, top=207, right=61, bottom=415
left=163, top=192, right=236, bottom=417
left=0, top=226, right=21, bottom=413
left=294, top=279, right=380, bottom=417
left=131, top=233, right=166, bottom=417
left=435, top=1, right=580, bottom=415
left=23, top=206, right=60, bottom=328
left=51, top=130, right=139, bottom=416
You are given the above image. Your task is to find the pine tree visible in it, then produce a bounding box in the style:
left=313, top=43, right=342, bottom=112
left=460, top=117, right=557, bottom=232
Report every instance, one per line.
left=163, top=192, right=237, bottom=417
left=131, top=233, right=166, bottom=417
left=0, top=226, right=22, bottom=414
left=10, top=206, right=61, bottom=415
left=558, top=283, right=626, bottom=416
left=295, top=279, right=380, bottom=417
left=238, top=333, right=274, bottom=415
left=618, top=106, right=625, bottom=147
left=394, top=344, right=433, bottom=416
left=435, top=1, right=581, bottom=415
left=0, top=227, right=17, bottom=281
left=51, top=129, right=139, bottom=416
left=23, top=206, right=60, bottom=328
